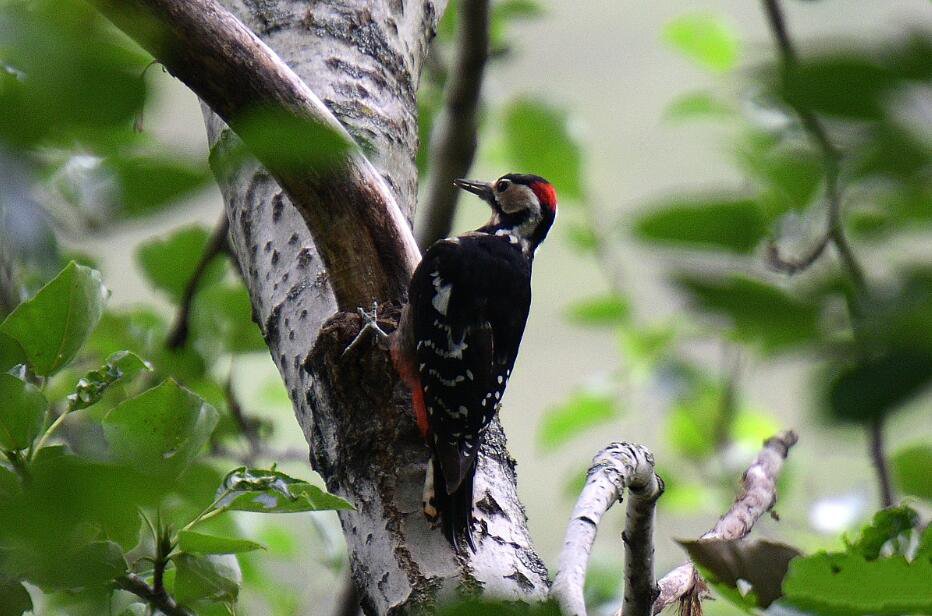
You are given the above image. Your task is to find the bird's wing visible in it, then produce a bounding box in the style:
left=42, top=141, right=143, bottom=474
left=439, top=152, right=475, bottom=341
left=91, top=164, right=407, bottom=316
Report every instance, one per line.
left=409, top=236, right=531, bottom=492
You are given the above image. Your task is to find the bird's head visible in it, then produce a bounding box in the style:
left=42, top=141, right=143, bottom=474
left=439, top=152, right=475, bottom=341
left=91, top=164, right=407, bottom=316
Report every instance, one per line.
left=453, top=173, right=557, bottom=253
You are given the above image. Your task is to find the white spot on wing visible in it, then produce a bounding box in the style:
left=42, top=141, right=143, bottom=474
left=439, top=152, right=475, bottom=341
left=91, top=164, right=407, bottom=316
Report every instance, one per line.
left=431, top=271, right=452, bottom=315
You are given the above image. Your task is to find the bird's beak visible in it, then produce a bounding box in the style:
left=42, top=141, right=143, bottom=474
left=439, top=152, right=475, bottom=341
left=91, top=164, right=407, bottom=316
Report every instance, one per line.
left=453, top=178, right=495, bottom=206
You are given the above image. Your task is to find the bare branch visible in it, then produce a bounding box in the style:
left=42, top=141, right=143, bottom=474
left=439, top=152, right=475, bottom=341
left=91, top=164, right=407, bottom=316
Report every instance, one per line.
left=766, top=233, right=830, bottom=275
left=416, top=0, right=491, bottom=249
left=91, top=0, right=421, bottom=310
left=762, top=0, right=890, bottom=508
left=760, top=0, right=867, bottom=294
left=644, top=430, right=798, bottom=616
left=165, top=213, right=230, bottom=349
left=868, top=417, right=894, bottom=508
left=116, top=573, right=193, bottom=616
left=552, top=442, right=663, bottom=616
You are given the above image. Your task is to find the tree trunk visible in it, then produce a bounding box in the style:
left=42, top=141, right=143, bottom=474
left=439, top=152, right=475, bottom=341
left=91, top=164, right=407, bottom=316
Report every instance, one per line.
left=198, top=1, right=549, bottom=612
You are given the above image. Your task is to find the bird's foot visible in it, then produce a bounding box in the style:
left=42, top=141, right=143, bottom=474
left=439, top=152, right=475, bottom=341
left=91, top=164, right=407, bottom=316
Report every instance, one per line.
left=342, top=302, right=390, bottom=357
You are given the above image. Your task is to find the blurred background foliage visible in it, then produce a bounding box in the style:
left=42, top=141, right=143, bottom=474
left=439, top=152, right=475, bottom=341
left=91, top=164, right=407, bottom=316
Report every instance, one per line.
left=0, top=0, right=930, bottom=614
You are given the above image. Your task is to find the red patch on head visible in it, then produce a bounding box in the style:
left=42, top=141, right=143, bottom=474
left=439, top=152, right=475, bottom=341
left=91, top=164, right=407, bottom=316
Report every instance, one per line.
left=530, top=181, right=557, bottom=212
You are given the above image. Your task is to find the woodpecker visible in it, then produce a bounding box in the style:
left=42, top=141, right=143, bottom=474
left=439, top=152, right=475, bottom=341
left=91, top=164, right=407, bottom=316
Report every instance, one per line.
left=391, top=173, right=557, bottom=551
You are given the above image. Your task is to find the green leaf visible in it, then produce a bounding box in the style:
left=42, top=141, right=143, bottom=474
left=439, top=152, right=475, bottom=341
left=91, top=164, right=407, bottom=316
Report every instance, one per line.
left=634, top=197, right=767, bottom=254
left=503, top=98, right=583, bottom=199
left=219, top=467, right=353, bottom=513
left=663, top=13, right=739, bottom=73
left=0, top=373, right=48, bottom=450
left=174, top=553, right=240, bottom=604
left=563, top=222, right=599, bottom=252
left=22, top=540, right=128, bottom=590
left=110, top=155, right=210, bottom=216
left=190, top=282, right=266, bottom=355
left=232, top=107, right=352, bottom=175
left=66, top=350, right=152, bottom=412
left=102, top=380, right=218, bottom=477
left=0, top=0, right=147, bottom=148
left=538, top=390, right=618, bottom=451
left=135, top=226, right=226, bottom=304
left=665, top=383, right=720, bottom=460
left=738, top=143, right=824, bottom=215
left=845, top=506, right=919, bottom=560
left=678, top=538, right=802, bottom=609
left=827, top=350, right=932, bottom=423
left=664, top=91, right=734, bottom=122
left=0, top=261, right=107, bottom=375
left=0, top=333, right=27, bottom=374
left=565, top=294, right=630, bottom=326
left=782, top=56, right=896, bottom=120
left=0, top=577, right=32, bottom=616
left=675, top=275, right=821, bottom=354
left=178, top=531, right=264, bottom=555
left=892, top=444, right=932, bottom=500
left=783, top=552, right=932, bottom=616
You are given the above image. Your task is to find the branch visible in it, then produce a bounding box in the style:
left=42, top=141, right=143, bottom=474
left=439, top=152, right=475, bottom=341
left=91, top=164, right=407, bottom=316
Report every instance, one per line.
left=165, top=213, right=230, bottom=349
left=762, top=0, right=890, bottom=508
left=868, top=417, right=894, bottom=508
left=552, top=442, right=663, bottom=616
left=761, top=0, right=867, bottom=295
left=643, top=430, right=798, bottom=616
left=91, top=0, right=421, bottom=310
left=116, top=573, right=193, bottom=616
left=416, top=0, right=490, bottom=249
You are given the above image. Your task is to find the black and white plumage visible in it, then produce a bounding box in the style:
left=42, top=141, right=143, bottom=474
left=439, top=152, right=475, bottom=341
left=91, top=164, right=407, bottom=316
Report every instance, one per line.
left=392, top=173, right=557, bottom=551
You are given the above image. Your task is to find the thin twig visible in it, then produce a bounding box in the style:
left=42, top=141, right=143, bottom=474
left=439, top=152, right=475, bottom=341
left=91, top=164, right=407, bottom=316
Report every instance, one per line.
left=640, top=430, right=798, bottom=616
left=116, top=573, right=193, bottom=616
left=761, top=0, right=867, bottom=294
left=868, top=417, right=894, bottom=508
left=552, top=442, right=663, bottom=616
left=762, top=0, right=890, bottom=508
left=416, top=0, right=490, bottom=250
left=166, top=214, right=230, bottom=349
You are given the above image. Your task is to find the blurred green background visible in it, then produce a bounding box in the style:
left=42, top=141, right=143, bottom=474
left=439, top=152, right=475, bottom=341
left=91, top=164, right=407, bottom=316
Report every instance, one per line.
left=1, top=0, right=930, bottom=614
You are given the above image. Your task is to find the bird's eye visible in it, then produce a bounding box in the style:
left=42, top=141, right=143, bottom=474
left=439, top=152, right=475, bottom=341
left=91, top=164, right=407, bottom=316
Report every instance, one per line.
left=495, top=179, right=511, bottom=192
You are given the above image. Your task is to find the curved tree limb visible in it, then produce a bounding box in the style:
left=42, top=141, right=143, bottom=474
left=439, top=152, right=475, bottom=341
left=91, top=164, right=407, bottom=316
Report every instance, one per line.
left=640, top=430, right=798, bottom=616
left=552, top=442, right=663, bottom=616
left=416, top=0, right=491, bottom=250
left=91, top=0, right=421, bottom=310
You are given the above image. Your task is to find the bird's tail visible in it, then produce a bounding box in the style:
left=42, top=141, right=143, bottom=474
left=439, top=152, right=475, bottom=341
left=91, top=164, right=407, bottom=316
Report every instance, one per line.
left=433, top=451, right=476, bottom=552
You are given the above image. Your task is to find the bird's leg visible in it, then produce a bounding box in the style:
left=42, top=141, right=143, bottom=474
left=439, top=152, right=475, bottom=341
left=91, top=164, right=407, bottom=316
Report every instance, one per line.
left=342, top=301, right=390, bottom=357
left=422, top=457, right=440, bottom=526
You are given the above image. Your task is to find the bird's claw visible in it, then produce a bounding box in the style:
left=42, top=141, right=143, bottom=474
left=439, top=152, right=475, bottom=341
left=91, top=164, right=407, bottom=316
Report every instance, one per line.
left=342, top=301, right=390, bottom=358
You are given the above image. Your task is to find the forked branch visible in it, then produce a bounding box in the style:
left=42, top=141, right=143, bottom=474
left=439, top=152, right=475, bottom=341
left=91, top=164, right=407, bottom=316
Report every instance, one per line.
left=552, top=442, right=664, bottom=616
